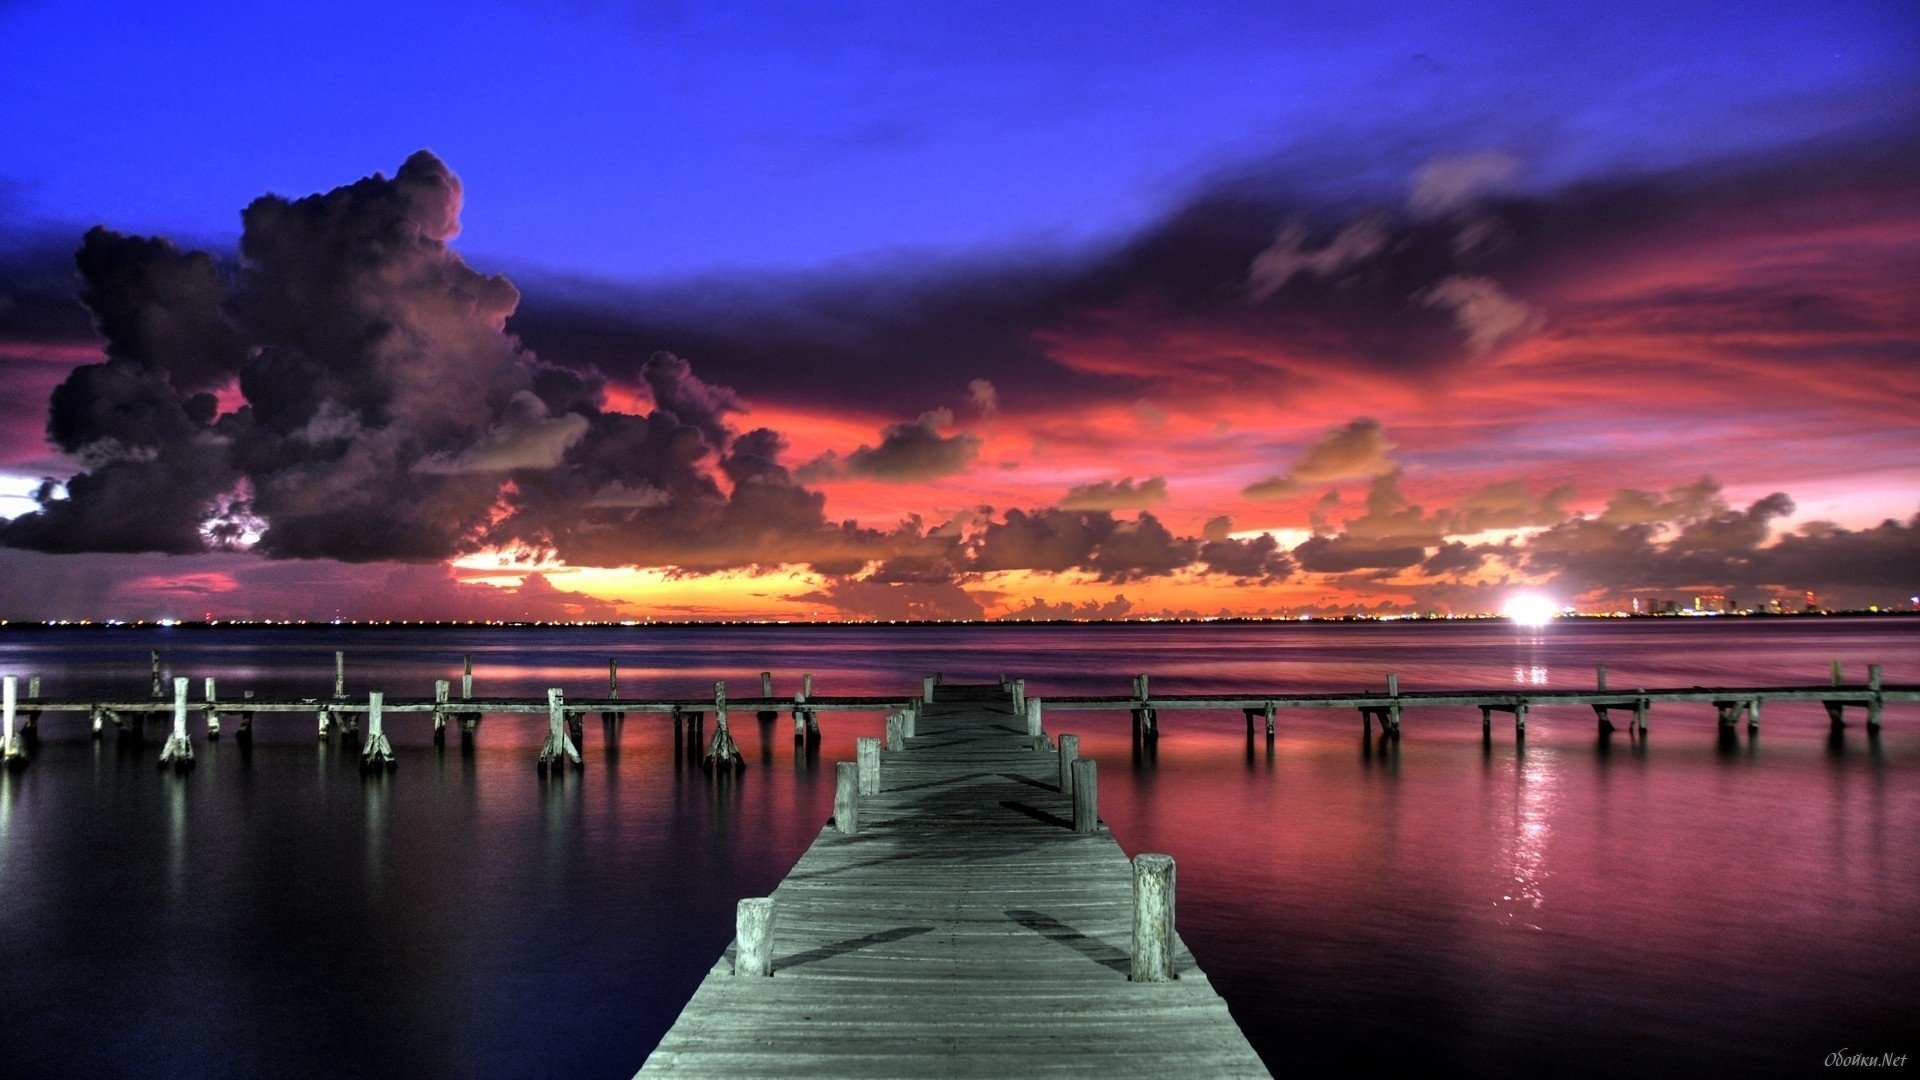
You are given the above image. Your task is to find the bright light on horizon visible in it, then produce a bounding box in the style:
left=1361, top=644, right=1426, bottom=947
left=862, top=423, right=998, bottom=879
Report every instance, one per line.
left=1503, top=594, right=1559, bottom=627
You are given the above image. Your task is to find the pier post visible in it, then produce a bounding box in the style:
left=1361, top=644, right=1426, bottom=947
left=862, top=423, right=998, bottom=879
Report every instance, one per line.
left=159, top=677, right=193, bottom=770
left=886, top=713, right=906, bottom=752
left=803, top=674, right=813, bottom=699
left=1747, top=696, right=1761, bottom=733
left=238, top=690, right=254, bottom=739
left=1071, top=758, right=1098, bottom=833
left=1264, top=701, right=1276, bottom=739
left=834, top=761, right=859, bottom=835
left=1514, top=701, right=1528, bottom=737
left=362, top=691, right=395, bottom=771
left=1058, top=734, right=1080, bottom=794
left=318, top=702, right=332, bottom=739
left=204, top=677, right=220, bottom=738
left=923, top=675, right=935, bottom=703
left=857, top=736, right=881, bottom=795
left=462, top=654, right=473, bottom=700
left=1635, top=691, right=1648, bottom=735
left=2, top=676, right=24, bottom=768
left=1130, top=854, right=1177, bottom=983
left=1868, top=664, right=1884, bottom=732
left=792, top=693, right=809, bottom=739
left=334, top=651, right=345, bottom=699
left=20, top=675, right=39, bottom=738
left=734, top=898, right=775, bottom=977
left=1130, top=674, right=1155, bottom=736
left=1012, top=678, right=1025, bottom=716
left=433, top=680, right=449, bottom=744
left=1830, top=660, right=1842, bottom=687
left=90, top=706, right=107, bottom=739
left=151, top=649, right=162, bottom=698
left=1596, top=664, right=1608, bottom=691
left=1480, top=705, right=1492, bottom=735
left=705, top=681, right=742, bottom=769
left=904, top=697, right=919, bottom=738
left=538, top=688, right=581, bottom=771
left=1025, top=697, right=1044, bottom=746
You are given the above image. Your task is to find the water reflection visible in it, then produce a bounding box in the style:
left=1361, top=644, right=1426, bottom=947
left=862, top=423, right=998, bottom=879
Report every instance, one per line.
left=1497, top=749, right=1558, bottom=931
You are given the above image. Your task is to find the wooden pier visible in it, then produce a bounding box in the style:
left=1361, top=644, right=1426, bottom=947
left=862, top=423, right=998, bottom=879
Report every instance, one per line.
left=638, top=682, right=1270, bottom=1078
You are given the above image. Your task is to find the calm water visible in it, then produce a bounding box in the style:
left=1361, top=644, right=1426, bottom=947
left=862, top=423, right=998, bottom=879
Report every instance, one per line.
left=0, top=620, right=1915, bottom=1078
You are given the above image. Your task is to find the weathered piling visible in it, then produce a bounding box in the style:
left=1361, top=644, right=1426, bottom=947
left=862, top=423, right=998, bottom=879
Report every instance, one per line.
left=733, top=898, right=775, bottom=977
left=204, top=677, right=220, bottom=738
left=2, top=676, right=25, bottom=768
left=904, top=696, right=919, bottom=737
left=462, top=653, right=474, bottom=700
left=159, top=677, right=193, bottom=770
left=151, top=649, right=162, bottom=698
left=1131, top=673, right=1156, bottom=736
left=237, top=690, right=255, bottom=739
left=604, top=659, right=624, bottom=725
left=758, top=671, right=778, bottom=722
left=1130, top=854, right=1177, bottom=983
left=333, top=651, right=345, bottom=699
left=856, top=736, right=881, bottom=795
left=362, top=691, right=395, bottom=771
left=1072, top=757, right=1098, bottom=833
left=537, top=688, right=581, bottom=772
left=885, top=712, right=906, bottom=752
left=705, top=681, right=742, bottom=768
left=1058, top=733, right=1080, bottom=794
left=922, top=675, right=936, bottom=703
left=1869, top=664, right=1885, bottom=731
left=1025, top=696, right=1045, bottom=746
left=833, top=761, right=859, bottom=835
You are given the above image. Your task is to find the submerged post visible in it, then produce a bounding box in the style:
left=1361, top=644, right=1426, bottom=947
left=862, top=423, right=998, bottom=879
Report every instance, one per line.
left=362, top=691, right=395, bottom=771
left=856, top=736, right=881, bottom=795
left=834, top=761, right=859, bottom=836
left=1130, top=854, right=1177, bottom=983
left=538, top=688, right=581, bottom=771
left=204, top=676, right=221, bottom=738
left=1058, top=734, right=1080, bottom=794
left=2, top=676, right=24, bottom=768
left=159, top=676, right=193, bottom=770
left=734, top=898, right=775, bottom=978
left=1071, top=758, right=1098, bottom=833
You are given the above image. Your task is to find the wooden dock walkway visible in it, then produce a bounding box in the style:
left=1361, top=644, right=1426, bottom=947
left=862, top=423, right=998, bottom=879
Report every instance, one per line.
left=638, top=683, right=1270, bottom=1078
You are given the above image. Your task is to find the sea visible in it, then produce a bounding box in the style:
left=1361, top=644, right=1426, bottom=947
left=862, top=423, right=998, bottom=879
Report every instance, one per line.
left=0, top=618, right=1914, bottom=1079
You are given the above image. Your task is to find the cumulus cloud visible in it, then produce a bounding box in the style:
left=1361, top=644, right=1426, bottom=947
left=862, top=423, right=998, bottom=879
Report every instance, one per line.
left=1418, top=276, right=1543, bottom=353
left=414, top=390, right=588, bottom=474
left=809, top=407, right=981, bottom=483
left=1242, top=417, right=1396, bottom=499
left=999, top=595, right=1134, bottom=621
left=1059, top=476, right=1168, bottom=511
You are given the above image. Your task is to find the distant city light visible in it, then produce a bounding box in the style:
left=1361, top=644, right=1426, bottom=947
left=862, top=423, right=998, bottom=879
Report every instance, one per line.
left=1503, top=594, right=1558, bottom=627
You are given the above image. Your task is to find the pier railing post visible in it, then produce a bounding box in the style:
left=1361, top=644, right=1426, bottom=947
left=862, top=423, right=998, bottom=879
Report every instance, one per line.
left=904, top=697, right=919, bottom=738
left=204, top=676, right=221, bottom=738
left=159, top=676, right=193, bottom=770
left=1596, top=664, right=1608, bottom=691
left=2, top=676, right=24, bottom=767
left=1012, top=678, right=1026, bottom=717
left=1130, top=854, right=1177, bottom=983
left=433, top=680, right=449, bottom=744
left=834, top=761, right=859, bottom=835
left=363, top=691, right=395, bottom=771
left=1025, top=697, right=1045, bottom=747
left=1071, top=758, right=1098, bottom=833
left=734, top=898, right=775, bottom=977
left=151, top=649, right=162, bottom=698
left=885, top=712, right=906, bottom=752
left=1058, top=734, right=1080, bottom=794
left=1830, top=659, right=1842, bottom=687
left=923, top=675, right=935, bottom=703
left=857, top=736, right=881, bottom=795
left=334, top=651, right=345, bottom=699
left=1868, top=664, right=1884, bottom=731
left=462, top=653, right=473, bottom=700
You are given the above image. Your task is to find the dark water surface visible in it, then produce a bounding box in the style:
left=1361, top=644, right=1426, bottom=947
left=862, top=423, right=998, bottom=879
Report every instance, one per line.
left=0, top=620, right=1915, bottom=1078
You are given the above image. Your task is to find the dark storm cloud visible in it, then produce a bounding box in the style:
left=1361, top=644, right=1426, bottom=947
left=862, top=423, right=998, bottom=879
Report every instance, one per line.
left=1058, top=476, right=1168, bottom=511
left=809, top=407, right=982, bottom=483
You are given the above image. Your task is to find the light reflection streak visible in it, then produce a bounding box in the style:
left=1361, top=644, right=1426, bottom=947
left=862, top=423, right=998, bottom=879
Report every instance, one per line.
left=1498, top=749, right=1559, bottom=931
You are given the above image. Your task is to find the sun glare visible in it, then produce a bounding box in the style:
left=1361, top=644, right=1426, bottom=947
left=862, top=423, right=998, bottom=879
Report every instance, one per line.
left=1503, top=593, right=1558, bottom=627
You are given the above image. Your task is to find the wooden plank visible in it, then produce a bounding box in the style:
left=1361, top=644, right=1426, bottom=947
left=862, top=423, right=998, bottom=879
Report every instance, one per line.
left=637, top=683, right=1271, bottom=1078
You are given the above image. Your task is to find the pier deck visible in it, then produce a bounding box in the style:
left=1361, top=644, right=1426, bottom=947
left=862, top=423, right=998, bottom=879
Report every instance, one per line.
left=638, top=684, right=1269, bottom=1078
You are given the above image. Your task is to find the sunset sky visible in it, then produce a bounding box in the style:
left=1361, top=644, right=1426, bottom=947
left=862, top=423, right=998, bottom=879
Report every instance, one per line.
left=1, top=0, right=1916, bottom=620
